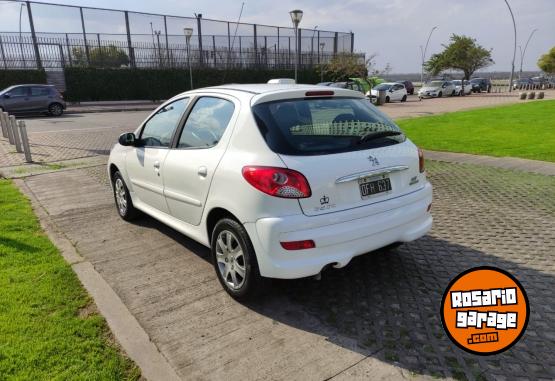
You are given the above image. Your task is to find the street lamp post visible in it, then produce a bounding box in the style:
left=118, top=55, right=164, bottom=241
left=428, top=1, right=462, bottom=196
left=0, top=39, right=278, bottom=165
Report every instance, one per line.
left=289, top=9, right=303, bottom=84
left=503, top=0, right=517, bottom=92
left=319, top=42, right=325, bottom=82
left=519, top=28, right=538, bottom=79
left=420, top=26, right=438, bottom=86
left=184, top=27, right=194, bottom=90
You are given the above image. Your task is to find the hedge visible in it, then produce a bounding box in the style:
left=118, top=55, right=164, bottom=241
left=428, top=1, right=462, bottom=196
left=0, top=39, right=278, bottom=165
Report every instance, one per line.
left=0, top=70, right=47, bottom=90
left=64, top=67, right=331, bottom=102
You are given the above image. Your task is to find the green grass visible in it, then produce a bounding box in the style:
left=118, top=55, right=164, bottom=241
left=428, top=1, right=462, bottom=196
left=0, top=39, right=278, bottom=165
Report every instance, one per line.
left=0, top=180, right=139, bottom=380
left=396, top=100, right=555, bottom=162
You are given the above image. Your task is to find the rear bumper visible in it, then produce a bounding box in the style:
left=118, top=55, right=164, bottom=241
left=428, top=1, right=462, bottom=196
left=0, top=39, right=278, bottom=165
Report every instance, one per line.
left=244, top=182, right=433, bottom=279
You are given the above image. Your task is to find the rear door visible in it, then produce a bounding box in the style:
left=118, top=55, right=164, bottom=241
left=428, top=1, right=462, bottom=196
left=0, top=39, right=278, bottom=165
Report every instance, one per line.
left=252, top=96, right=422, bottom=217
left=29, top=86, right=51, bottom=111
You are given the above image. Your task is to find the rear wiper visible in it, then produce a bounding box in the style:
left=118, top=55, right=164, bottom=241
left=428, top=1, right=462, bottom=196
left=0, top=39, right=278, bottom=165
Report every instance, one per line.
left=358, top=130, right=403, bottom=144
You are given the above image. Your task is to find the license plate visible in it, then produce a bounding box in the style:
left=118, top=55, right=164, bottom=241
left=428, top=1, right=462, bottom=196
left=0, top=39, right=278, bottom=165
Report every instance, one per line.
left=359, top=177, right=392, bottom=198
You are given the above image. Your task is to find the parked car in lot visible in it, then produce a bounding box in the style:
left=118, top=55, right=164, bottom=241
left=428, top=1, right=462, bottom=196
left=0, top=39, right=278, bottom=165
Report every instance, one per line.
left=0, top=84, right=66, bottom=116
left=452, top=80, right=473, bottom=96
left=327, top=81, right=365, bottom=93
left=418, top=80, right=456, bottom=98
left=108, top=84, right=433, bottom=299
left=513, top=78, right=534, bottom=90
left=396, top=80, right=415, bottom=95
left=469, top=78, right=492, bottom=93
left=369, top=82, right=408, bottom=102
left=531, top=76, right=548, bottom=88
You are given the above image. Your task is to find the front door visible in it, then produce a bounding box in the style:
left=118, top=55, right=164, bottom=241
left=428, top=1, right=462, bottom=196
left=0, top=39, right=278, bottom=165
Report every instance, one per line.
left=3, top=86, right=31, bottom=112
left=125, top=98, right=190, bottom=214
left=163, top=96, right=237, bottom=226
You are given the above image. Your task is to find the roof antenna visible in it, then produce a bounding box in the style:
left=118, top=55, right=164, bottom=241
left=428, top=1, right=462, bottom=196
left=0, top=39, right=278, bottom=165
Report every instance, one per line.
left=222, top=2, right=245, bottom=84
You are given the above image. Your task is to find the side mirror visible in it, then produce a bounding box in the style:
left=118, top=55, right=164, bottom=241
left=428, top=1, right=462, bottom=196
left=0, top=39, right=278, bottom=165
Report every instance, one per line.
left=118, top=132, right=137, bottom=146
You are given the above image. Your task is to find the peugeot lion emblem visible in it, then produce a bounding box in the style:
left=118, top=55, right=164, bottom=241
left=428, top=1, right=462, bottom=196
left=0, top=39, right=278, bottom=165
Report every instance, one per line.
left=368, top=155, right=380, bottom=166
left=320, top=195, right=330, bottom=205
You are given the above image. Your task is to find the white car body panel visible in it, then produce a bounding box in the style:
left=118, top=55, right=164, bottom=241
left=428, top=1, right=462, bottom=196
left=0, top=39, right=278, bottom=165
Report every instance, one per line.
left=108, top=84, right=432, bottom=279
left=453, top=80, right=472, bottom=95
left=369, top=82, right=407, bottom=102
left=418, top=81, right=456, bottom=98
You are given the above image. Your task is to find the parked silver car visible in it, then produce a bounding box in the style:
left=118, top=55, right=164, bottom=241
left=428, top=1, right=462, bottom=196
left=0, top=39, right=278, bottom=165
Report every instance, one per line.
left=0, top=84, right=66, bottom=116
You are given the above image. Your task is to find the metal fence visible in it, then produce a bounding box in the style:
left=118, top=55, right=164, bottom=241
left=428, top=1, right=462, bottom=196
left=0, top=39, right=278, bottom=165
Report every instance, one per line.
left=0, top=0, right=356, bottom=70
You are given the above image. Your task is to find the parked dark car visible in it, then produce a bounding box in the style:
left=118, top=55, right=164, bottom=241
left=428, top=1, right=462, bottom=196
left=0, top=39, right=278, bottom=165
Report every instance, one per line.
left=396, top=80, right=414, bottom=95
left=0, top=84, right=66, bottom=116
left=469, top=78, right=492, bottom=93
left=531, top=76, right=548, bottom=88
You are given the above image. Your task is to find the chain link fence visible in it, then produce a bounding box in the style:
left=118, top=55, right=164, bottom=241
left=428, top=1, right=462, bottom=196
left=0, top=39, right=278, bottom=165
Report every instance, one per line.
left=0, top=0, right=357, bottom=70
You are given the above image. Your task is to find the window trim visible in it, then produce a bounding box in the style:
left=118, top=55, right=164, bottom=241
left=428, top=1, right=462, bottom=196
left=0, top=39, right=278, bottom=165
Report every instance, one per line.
left=172, top=95, right=237, bottom=151
left=137, top=96, right=193, bottom=149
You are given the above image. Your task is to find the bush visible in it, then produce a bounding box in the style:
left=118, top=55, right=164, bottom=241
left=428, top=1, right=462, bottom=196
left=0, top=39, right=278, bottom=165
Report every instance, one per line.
left=64, top=67, right=330, bottom=101
left=0, top=70, right=47, bottom=90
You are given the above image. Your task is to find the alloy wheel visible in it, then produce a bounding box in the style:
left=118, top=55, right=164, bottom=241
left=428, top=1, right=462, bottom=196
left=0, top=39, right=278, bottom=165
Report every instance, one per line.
left=114, top=178, right=127, bottom=216
left=215, top=230, right=246, bottom=290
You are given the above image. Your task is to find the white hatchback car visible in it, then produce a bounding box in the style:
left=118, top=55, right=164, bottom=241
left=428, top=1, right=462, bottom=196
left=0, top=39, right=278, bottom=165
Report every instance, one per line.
left=108, top=84, right=433, bottom=300
left=368, top=82, right=408, bottom=102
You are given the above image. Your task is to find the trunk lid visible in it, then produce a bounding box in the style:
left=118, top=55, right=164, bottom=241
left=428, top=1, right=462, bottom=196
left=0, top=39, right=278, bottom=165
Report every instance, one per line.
left=279, top=141, right=422, bottom=216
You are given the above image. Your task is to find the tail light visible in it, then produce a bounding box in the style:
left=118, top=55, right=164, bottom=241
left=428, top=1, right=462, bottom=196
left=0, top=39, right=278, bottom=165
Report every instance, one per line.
left=242, top=166, right=311, bottom=198
left=418, top=148, right=425, bottom=173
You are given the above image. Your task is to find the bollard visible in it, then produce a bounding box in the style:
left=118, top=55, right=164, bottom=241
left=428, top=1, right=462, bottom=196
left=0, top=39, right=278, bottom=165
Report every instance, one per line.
left=0, top=111, right=8, bottom=139
left=537, top=92, right=545, bottom=99
left=527, top=91, right=536, bottom=100
left=17, top=120, right=32, bottom=163
left=9, top=115, right=23, bottom=153
left=5, top=112, right=15, bottom=145
left=519, top=92, right=527, bottom=100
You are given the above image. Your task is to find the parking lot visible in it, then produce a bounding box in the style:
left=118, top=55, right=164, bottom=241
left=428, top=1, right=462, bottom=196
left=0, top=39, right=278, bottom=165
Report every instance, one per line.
left=1, top=92, right=554, bottom=380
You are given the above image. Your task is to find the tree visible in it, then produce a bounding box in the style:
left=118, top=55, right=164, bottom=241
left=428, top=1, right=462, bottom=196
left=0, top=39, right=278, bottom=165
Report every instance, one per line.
left=537, top=47, right=555, bottom=74
left=321, top=52, right=367, bottom=82
left=71, top=45, right=130, bottom=68
left=425, top=34, right=493, bottom=80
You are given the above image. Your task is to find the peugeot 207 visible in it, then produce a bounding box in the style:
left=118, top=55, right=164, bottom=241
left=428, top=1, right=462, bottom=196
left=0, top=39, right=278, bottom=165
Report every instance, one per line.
left=108, top=84, right=433, bottom=300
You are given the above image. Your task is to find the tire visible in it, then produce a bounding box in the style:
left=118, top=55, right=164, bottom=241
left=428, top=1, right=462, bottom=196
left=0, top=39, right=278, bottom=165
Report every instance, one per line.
left=438, top=91, right=443, bottom=98
left=112, top=171, right=140, bottom=221
left=211, top=218, right=264, bottom=301
left=401, top=95, right=407, bottom=102
left=385, top=96, right=390, bottom=103
left=48, top=102, right=64, bottom=117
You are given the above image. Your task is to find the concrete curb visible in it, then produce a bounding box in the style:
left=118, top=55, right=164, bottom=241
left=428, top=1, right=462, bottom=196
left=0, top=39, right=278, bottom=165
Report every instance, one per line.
left=14, top=178, right=181, bottom=381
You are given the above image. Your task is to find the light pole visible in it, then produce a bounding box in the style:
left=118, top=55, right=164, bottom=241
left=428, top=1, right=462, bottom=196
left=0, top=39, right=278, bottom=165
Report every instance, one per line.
left=289, top=9, right=303, bottom=83
left=420, top=26, right=438, bottom=86
left=319, top=42, right=325, bottom=82
left=519, top=28, right=538, bottom=79
left=184, top=27, right=194, bottom=90
left=19, top=3, right=26, bottom=67
left=503, top=0, right=517, bottom=92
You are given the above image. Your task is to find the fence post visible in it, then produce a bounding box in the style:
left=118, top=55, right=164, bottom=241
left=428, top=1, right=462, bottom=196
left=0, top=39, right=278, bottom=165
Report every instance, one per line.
left=197, top=15, right=203, bottom=65
left=0, top=35, right=6, bottom=69
left=277, top=27, right=280, bottom=67
left=0, top=111, right=8, bottom=138
left=288, top=37, right=291, bottom=68
left=65, top=33, right=73, bottom=67
left=18, top=120, right=32, bottom=163
left=79, top=7, right=90, bottom=65
left=10, top=116, right=23, bottom=153
left=297, top=28, right=302, bottom=69
left=350, top=32, right=354, bottom=53
left=26, top=1, right=42, bottom=69
left=163, top=15, right=171, bottom=67
left=227, top=22, right=231, bottom=68
left=253, top=24, right=258, bottom=67
left=212, top=35, right=216, bottom=67
left=124, top=11, right=135, bottom=68
left=333, top=32, right=338, bottom=56
left=317, top=31, right=320, bottom=64
left=58, top=44, right=65, bottom=67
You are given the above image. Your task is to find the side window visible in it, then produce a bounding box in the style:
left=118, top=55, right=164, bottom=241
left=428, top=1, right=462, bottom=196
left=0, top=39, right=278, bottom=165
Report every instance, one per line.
left=8, top=87, right=28, bottom=97
left=177, top=97, right=235, bottom=149
left=140, top=98, right=189, bottom=147
left=31, top=87, right=49, bottom=97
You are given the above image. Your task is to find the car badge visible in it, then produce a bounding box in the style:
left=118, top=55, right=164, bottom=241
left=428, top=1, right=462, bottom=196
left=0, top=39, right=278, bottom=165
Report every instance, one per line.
left=320, top=195, right=330, bottom=205
left=368, top=155, right=380, bottom=166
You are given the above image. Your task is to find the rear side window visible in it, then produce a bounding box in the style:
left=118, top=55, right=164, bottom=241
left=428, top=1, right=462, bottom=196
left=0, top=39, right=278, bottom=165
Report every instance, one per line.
left=31, top=87, right=49, bottom=96
left=252, top=97, right=405, bottom=156
left=177, top=97, right=234, bottom=149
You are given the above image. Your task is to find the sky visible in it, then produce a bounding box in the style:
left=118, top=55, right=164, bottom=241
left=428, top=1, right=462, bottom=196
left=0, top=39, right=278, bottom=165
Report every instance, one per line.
left=1, top=0, right=554, bottom=73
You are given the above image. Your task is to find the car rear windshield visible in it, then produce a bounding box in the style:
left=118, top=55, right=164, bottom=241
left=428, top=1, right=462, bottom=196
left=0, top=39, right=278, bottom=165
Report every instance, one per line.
left=251, top=97, right=405, bottom=156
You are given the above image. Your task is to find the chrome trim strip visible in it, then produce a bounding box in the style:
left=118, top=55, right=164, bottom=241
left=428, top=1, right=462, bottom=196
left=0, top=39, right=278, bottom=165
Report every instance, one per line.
left=335, top=165, right=410, bottom=184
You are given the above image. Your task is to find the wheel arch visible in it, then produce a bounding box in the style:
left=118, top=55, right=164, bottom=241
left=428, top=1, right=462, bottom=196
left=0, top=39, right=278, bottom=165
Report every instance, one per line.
left=206, top=207, right=242, bottom=242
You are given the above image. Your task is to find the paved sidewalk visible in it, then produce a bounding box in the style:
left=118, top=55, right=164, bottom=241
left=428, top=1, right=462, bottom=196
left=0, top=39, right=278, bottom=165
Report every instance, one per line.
left=424, top=150, right=555, bottom=176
